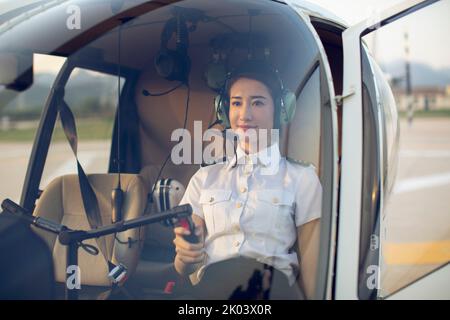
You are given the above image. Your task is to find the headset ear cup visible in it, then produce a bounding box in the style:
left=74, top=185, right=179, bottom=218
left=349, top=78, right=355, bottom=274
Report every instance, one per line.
left=154, top=49, right=174, bottom=79
left=280, top=90, right=297, bottom=125
left=205, top=62, right=228, bottom=91
left=154, top=48, right=190, bottom=82
left=214, top=94, right=231, bottom=129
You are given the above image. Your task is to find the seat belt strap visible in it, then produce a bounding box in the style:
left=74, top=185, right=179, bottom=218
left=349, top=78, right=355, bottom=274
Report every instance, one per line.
left=57, top=96, right=115, bottom=271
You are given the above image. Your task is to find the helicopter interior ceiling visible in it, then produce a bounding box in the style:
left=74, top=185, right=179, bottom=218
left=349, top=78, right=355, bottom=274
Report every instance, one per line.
left=71, top=0, right=317, bottom=89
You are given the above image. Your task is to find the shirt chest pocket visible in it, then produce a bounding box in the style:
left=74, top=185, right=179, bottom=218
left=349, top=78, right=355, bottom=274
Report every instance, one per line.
left=199, top=190, right=232, bottom=235
left=254, top=189, right=295, bottom=234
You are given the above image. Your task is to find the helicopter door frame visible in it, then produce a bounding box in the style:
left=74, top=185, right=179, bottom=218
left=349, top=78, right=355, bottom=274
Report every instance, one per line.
left=336, top=0, right=446, bottom=300
left=285, top=1, right=340, bottom=300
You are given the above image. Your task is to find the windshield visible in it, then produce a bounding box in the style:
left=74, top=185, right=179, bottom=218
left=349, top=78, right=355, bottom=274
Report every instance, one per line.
left=0, top=0, right=334, bottom=301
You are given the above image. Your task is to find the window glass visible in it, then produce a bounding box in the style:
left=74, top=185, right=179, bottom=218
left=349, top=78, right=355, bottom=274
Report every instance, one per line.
left=0, top=53, right=65, bottom=202
left=363, top=0, right=450, bottom=296
left=40, top=68, right=122, bottom=188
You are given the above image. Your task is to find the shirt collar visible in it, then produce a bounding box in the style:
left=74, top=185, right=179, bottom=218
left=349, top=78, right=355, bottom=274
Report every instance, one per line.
left=227, top=142, right=281, bottom=170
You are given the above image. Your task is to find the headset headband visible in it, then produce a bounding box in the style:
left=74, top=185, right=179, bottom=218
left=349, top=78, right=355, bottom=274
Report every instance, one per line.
left=214, top=60, right=296, bottom=129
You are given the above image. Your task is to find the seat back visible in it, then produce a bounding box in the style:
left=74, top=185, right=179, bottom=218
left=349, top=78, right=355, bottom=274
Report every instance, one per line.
left=32, top=174, right=148, bottom=287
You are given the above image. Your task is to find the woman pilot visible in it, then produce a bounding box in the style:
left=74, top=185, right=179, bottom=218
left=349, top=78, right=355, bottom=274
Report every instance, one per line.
left=173, top=60, right=322, bottom=300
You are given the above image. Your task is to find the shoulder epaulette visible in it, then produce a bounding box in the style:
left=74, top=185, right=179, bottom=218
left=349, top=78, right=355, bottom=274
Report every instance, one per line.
left=200, top=156, right=228, bottom=167
left=286, top=157, right=315, bottom=169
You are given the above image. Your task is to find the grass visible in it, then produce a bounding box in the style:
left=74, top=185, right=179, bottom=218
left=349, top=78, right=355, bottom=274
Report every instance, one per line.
left=0, top=118, right=114, bottom=142
left=3, top=109, right=449, bottom=142
left=398, top=109, right=450, bottom=118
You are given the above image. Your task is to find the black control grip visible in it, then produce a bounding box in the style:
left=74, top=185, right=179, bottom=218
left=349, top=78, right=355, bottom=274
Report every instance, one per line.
left=175, top=216, right=199, bottom=244
left=1, top=198, right=64, bottom=234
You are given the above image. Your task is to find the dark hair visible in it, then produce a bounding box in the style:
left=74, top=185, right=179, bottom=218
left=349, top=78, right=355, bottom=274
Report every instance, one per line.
left=225, top=60, right=283, bottom=128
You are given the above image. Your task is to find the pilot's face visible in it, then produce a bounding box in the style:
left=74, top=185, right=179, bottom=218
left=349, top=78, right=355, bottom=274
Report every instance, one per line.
left=229, top=77, right=275, bottom=152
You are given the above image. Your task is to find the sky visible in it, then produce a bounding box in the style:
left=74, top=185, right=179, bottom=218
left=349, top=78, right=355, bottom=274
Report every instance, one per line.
left=2, top=0, right=449, bottom=73
left=308, top=0, right=450, bottom=70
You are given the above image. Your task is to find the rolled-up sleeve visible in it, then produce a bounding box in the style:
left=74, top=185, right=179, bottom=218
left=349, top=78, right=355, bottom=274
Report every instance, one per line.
left=178, top=168, right=205, bottom=220
left=294, top=166, right=323, bottom=227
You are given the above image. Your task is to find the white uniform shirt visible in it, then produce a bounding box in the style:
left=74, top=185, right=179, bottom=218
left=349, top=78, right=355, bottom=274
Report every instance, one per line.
left=179, top=143, right=322, bottom=285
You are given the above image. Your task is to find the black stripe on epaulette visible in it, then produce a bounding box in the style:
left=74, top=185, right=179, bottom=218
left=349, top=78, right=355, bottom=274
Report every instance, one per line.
left=200, top=156, right=228, bottom=167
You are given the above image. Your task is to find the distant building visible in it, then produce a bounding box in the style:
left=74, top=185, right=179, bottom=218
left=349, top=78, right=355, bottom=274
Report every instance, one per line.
left=392, top=85, right=450, bottom=111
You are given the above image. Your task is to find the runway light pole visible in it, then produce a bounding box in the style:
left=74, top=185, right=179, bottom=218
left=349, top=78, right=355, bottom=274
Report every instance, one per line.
left=404, top=31, right=414, bottom=126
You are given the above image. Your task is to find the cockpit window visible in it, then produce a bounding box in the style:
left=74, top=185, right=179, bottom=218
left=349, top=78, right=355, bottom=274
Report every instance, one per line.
left=0, top=53, right=65, bottom=202
left=40, top=67, right=123, bottom=189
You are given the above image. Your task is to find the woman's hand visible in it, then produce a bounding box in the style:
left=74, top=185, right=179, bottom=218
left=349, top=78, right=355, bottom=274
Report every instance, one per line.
left=173, top=222, right=205, bottom=276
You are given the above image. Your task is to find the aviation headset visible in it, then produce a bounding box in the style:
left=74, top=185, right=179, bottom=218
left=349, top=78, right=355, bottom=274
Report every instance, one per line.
left=154, top=15, right=191, bottom=83
left=214, top=60, right=297, bottom=129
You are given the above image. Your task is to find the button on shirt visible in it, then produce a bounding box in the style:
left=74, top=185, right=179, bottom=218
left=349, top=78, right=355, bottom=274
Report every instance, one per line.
left=179, top=143, right=322, bottom=286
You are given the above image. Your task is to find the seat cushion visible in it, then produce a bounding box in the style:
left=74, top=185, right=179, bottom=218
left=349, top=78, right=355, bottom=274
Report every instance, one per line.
left=33, top=173, right=148, bottom=286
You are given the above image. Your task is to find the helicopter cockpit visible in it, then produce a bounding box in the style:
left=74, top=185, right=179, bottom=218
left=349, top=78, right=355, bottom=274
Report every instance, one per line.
left=0, top=0, right=335, bottom=300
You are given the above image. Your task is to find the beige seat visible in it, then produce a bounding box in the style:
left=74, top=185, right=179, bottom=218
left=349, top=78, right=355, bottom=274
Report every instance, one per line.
left=32, top=174, right=148, bottom=288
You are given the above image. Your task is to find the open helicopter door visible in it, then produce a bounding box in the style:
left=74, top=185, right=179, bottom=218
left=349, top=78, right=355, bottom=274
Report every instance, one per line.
left=283, top=1, right=340, bottom=300
left=337, top=0, right=450, bottom=299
